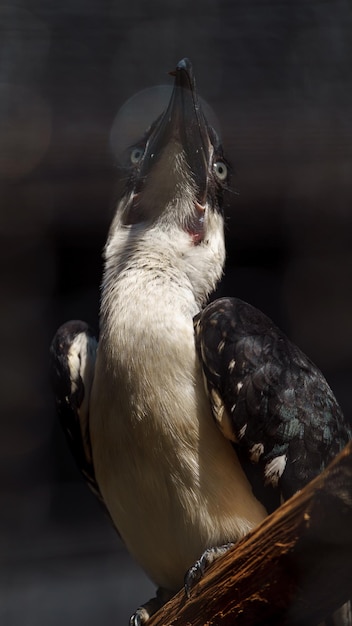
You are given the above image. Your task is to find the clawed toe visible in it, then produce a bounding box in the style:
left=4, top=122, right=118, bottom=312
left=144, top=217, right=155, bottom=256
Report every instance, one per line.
left=129, top=607, right=149, bottom=626
left=184, top=556, right=207, bottom=598
left=129, top=587, right=174, bottom=625
left=184, top=543, right=234, bottom=598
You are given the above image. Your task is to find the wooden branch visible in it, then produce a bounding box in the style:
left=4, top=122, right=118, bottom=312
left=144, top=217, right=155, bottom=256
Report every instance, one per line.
left=148, top=442, right=352, bottom=626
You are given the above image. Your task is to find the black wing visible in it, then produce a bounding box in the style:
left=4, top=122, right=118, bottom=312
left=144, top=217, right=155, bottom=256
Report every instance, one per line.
left=50, top=320, right=104, bottom=505
left=195, top=297, right=352, bottom=512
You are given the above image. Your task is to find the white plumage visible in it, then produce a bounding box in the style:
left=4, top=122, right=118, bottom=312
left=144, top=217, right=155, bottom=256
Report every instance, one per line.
left=89, top=174, right=267, bottom=591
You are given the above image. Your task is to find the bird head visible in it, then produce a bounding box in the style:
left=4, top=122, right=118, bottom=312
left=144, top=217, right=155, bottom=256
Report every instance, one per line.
left=106, top=58, right=229, bottom=306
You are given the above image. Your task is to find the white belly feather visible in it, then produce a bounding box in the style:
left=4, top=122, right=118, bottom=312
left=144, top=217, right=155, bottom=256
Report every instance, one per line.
left=89, top=284, right=267, bottom=592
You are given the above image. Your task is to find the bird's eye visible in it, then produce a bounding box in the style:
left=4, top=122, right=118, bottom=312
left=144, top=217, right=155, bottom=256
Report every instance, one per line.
left=130, top=147, right=144, bottom=164
left=213, top=160, right=228, bottom=181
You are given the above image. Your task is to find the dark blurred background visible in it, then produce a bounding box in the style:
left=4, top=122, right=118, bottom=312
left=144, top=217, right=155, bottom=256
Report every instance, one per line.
left=1, top=1, right=352, bottom=624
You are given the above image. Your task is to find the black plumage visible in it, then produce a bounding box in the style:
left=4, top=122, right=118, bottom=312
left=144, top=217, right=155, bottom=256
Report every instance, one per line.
left=50, top=320, right=103, bottom=504
left=195, top=297, right=352, bottom=511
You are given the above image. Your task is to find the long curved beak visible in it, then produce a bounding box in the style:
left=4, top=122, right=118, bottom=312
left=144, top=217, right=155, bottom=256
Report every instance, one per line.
left=140, top=58, right=213, bottom=205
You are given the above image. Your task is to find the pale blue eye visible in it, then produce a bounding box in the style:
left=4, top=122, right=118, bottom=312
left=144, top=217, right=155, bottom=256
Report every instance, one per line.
left=130, top=147, right=144, bottom=164
left=213, top=161, right=227, bottom=181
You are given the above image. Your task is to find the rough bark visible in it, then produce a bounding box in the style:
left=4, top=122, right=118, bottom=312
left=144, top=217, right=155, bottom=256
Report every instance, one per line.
left=148, top=441, right=352, bottom=626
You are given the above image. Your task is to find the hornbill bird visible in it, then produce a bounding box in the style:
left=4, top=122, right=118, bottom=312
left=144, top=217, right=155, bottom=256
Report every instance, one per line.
left=50, top=58, right=352, bottom=624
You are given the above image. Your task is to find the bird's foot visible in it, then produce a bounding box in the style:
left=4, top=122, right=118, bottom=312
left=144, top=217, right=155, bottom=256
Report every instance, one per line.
left=129, top=605, right=151, bottom=626
left=129, top=588, right=174, bottom=625
left=184, top=542, right=234, bottom=598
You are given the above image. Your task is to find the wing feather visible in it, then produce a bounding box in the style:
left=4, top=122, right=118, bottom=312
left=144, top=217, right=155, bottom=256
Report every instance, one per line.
left=50, top=320, right=104, bottom=505
left=195, top=298, right=352, bottom=509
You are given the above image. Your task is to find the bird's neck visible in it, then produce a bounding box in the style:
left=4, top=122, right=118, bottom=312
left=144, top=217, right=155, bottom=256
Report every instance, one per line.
left=99, top=231, right=198, bottom=365
left=97, top=230, right=204, bottom=438
left=102, top=210, right=226, bottom=320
